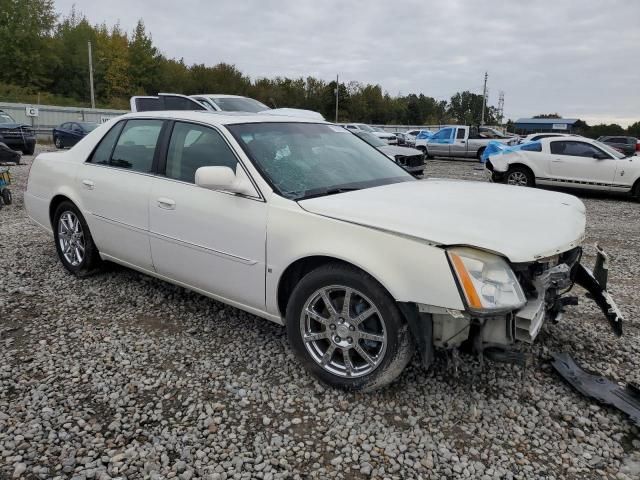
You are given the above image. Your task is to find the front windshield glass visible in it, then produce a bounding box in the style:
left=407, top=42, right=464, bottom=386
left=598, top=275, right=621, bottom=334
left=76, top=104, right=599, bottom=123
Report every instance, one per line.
left=211, top=97, right=269, bottom=113
left=355, top=131, right=387, bottom=147
left=227, top=123, right=413, bottom=200
left=79, top=122, right=98, bottom=132
left=595, top=140, right=626, bottom=159
left=0, top=113, right=16, bottom=124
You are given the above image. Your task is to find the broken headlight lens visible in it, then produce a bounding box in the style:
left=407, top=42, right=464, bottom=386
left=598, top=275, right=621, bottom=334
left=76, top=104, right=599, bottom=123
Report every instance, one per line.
left=448, top=247, right=526, bottom=313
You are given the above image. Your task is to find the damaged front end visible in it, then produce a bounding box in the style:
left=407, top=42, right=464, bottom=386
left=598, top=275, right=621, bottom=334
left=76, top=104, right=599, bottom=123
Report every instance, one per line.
left=405, top=245, right=623, bottom=369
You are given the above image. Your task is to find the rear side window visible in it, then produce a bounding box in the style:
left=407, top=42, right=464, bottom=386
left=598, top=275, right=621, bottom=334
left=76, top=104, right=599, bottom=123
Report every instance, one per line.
left=165, top=122, right=238, bottom=183
left=89, top=122, right=125, bottom=165
left=456, top=128, right=465, bottom=139
left=110, top=120, right=163, bottom=172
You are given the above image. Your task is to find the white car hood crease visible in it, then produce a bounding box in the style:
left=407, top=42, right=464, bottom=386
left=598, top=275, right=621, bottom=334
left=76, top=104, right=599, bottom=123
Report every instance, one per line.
left=299, top=179, right=586, bottom=263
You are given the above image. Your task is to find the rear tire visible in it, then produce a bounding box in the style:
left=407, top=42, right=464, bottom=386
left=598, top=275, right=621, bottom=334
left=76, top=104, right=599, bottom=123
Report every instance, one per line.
left=633, top=181, right=640, bottom=202
left=53, top=201, right=102, bottom=276
left=505, top=166, right=535, bottom=187
left=286, top=263, right=414, bottom=391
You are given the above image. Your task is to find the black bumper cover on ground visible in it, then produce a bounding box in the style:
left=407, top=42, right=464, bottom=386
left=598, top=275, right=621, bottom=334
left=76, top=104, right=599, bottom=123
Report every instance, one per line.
left=552, top=352, right=640, bottom=427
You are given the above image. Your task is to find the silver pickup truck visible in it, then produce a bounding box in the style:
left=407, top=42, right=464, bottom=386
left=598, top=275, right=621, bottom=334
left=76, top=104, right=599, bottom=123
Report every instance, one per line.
left=417, top=125, right=518, bottom=160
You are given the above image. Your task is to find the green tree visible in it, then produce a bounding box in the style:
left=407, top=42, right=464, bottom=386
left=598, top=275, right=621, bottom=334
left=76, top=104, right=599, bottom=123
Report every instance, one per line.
left=0, top=0, right=56, bottom=88
left=627, top=121, right=640, bottom=138
left=533, top=113, right=563, bottom=119
left=128, top=20, right=159, bottom=94
left=448, top=91, right=495, bottom=125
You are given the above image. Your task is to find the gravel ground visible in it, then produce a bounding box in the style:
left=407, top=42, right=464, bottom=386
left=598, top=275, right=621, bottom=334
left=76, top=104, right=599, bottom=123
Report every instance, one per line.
left=1, top=150, right=639, bottom=480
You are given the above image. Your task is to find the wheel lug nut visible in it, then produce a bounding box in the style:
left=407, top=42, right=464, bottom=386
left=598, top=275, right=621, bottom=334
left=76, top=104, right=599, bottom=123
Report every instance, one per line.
left=347, top=337, right=353, bottom=343
left=335, top=336, right=341, bottom=342
left=349, top=325, right=355, bottom=331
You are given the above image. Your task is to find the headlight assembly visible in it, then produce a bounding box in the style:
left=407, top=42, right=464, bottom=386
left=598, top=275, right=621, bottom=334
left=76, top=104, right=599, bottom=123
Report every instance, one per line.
left=447, top=247, right=526, bottom=314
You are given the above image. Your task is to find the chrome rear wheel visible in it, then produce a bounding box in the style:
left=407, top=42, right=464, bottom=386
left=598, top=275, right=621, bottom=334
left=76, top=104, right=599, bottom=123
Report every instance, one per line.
left=58, top=211, right=85, bottom=266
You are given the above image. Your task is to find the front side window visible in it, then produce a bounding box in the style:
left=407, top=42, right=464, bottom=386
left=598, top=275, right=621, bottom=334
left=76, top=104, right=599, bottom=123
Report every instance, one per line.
left=165, top=122, right=238, bottom=183
left=228, top=122, right=412, bottom=200
left=430, top=128, right=454, bottom=143
left=110, top=120, right=163, bottom=172
left=550, top=141, right=610, bottom=159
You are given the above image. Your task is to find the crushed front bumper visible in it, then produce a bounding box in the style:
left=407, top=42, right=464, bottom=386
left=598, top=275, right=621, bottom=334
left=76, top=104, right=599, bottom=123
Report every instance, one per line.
left=574, top=245, right=623, bottom=336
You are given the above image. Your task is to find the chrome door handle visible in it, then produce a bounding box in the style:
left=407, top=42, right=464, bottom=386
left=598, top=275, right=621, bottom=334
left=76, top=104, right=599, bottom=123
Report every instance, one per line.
left=157, top=197, right=176, bottom=210
left=552, top=159, right=563, bottom=163
left=82, top=179, right=94, bottom=190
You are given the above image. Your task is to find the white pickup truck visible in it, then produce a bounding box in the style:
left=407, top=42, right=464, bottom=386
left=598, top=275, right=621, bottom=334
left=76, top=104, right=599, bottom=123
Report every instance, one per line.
left=417, top=125, right=518, bottom=160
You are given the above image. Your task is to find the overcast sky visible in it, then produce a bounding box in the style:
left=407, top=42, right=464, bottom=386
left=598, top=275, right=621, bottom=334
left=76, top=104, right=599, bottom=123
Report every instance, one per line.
left=55, top=0, right=639, bottom=126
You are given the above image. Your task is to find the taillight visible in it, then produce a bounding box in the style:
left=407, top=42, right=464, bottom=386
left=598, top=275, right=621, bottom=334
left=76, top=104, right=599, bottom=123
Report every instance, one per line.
left=636, top=141, right=640, bottom=152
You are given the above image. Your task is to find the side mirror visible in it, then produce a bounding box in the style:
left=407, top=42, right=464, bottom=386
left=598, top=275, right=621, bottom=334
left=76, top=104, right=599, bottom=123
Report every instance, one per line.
left=195, top=166, right=256, bottom=196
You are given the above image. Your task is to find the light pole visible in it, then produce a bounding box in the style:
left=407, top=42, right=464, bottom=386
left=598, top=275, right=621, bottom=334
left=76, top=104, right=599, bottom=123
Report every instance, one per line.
left=88, top=41, right=96, bottom=109
left=334, top=74, right=339, bottom=123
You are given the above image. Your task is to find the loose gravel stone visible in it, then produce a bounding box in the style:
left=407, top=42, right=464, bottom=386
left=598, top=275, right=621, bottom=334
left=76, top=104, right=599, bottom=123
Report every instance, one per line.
left=0, top=151, right=638, bottom=479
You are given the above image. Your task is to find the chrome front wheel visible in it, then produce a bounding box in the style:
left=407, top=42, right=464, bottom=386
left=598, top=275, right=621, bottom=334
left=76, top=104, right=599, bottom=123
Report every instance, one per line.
left=300, top=286, right=387, bottom=378
left=286, top=264, right=414, bottom=391
left=507, top=171, right=528, bottom=186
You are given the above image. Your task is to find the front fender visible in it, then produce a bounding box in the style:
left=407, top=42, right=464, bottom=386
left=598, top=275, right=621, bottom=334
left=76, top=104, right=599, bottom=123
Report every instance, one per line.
left=265, top=197, right=465, bottom=317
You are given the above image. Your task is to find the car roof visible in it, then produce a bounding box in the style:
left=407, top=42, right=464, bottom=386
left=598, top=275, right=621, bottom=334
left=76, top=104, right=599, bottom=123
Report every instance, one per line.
left=117, top=110, right=329, bottom=126
left=191, top=94, right=250, bottom=99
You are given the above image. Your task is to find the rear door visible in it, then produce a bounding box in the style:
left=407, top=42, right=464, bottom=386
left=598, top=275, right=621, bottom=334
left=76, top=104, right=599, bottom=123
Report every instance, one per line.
left=78, top=119, right=165, bottom=270
left=547, top=140, right=617, bottom=190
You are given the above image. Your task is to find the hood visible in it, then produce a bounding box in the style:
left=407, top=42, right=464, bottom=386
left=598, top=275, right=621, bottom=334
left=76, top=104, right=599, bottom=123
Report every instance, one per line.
left=299, top=179, right=586, bottom=263
left=0, top=123, right=30, bottom=130
left=373, top=131, right=396, bottom=139
left=378, top=145, right=423, bottom=157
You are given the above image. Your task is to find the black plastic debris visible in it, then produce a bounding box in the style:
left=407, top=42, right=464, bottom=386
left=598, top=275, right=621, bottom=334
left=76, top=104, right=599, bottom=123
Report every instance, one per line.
left=551, top=352, right=640, bottom=427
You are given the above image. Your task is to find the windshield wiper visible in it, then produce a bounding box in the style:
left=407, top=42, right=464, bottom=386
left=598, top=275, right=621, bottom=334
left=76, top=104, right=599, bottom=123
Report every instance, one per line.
left=296, top=187, right=362, bottom=201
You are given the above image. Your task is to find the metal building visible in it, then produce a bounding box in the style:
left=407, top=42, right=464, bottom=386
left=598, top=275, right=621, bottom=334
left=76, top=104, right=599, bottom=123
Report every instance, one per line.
left=514, top=118, right=579, bottom=135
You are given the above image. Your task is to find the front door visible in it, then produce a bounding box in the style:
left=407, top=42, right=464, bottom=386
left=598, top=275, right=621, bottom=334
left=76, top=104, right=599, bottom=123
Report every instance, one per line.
left=426, top=127, right=454, bottom=156
left=148, top=120, right=267, bottom=310
left=547, top=140, right=617, bottom=190
left=78, top=119, right=164, bottom=270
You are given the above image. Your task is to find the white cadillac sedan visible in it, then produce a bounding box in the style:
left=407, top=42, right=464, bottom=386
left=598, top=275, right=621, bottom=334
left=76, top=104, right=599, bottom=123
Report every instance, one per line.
left=25, top=111, right=623, bottom=391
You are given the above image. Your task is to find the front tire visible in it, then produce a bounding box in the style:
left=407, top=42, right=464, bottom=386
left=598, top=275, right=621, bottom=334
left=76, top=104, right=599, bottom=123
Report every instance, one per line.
left=53, top=201, right=102, bottom=276
left=1, top=188, right=12, bottom=205
left=286, top=263, right=414, bottom=391
left=505, top=166, right=535, bottom=187
left=23, top=144, right=35, bottom=155
left=54, top=136, right=63, bottom=149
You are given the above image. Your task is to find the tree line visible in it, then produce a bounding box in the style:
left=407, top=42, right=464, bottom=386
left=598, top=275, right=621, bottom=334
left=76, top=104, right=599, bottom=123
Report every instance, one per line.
left=1, top=0, right=638, bottom=136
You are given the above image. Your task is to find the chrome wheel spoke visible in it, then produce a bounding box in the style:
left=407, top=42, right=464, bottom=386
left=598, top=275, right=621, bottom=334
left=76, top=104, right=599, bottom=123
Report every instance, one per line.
left=304, top=331, right=329, bottom=343
left=358, top=331, right=385, bottom=343
left=58, top=211, right=85, bottom=267
left=321, top=291, right=338, bottom=317
left=355, top=344, right=376, bottom=367
left=353, top=307, right=375, bottom=326
left=342, top=349, right=354, bottom=377
left=341, top=288, right=352, bottom=317
left=320, top=344, right=336, bottom=366
left=305, top=308, right=331, bottom=326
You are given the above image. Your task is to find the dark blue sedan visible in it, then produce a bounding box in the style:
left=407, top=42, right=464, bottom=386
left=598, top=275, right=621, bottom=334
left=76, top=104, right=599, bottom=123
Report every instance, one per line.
left=52, top=122, right=98, bottom=149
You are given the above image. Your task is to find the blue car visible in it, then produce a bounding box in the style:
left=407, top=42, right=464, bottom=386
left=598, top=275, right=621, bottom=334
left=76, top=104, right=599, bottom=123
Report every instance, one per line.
left=53, top=122, right=98, bottom=149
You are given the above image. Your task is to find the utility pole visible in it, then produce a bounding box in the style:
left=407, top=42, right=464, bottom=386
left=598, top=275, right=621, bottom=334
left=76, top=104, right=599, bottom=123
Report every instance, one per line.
left=88, top=41, right=96, bottom=109
left=334, top=74, right=339, bottom=123
left=480, top=71, right=488, bottom=125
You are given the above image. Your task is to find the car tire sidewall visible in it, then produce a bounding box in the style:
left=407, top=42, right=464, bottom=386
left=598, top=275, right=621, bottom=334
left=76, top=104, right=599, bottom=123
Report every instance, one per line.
left=53, top=201, right=101, bottom=276
left=286, top=264, right=414, bottom=391
left=1, top=189, right=12, bottom=205
left=54, top=137, right=62, bottom=149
